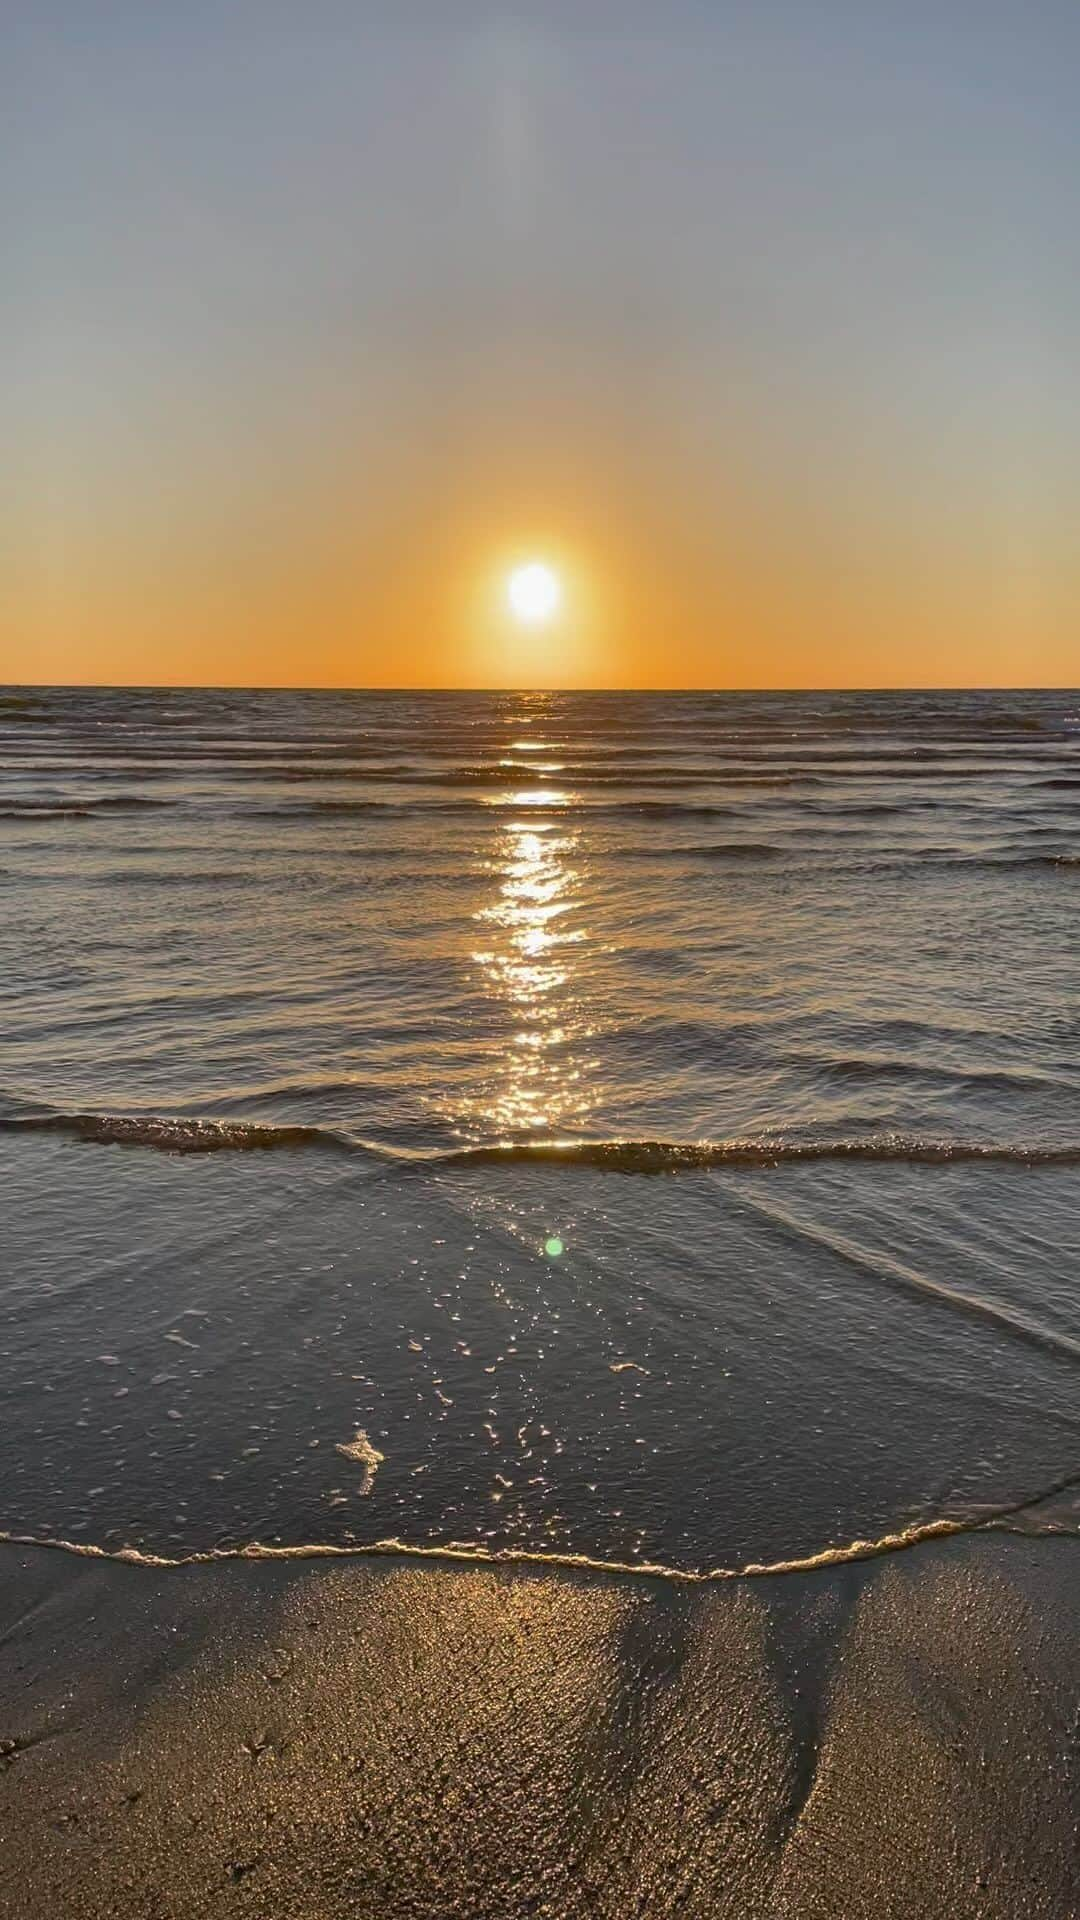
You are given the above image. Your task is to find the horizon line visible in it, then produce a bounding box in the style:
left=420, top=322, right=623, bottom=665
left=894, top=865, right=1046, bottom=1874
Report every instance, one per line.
left=4, top=682, right=1079, bottom=697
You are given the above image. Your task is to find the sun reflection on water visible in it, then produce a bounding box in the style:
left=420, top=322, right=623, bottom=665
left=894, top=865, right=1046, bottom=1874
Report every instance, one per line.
left=486, top=789, right=572, bottom=810
left=466, top=801, right=597, bottom=1139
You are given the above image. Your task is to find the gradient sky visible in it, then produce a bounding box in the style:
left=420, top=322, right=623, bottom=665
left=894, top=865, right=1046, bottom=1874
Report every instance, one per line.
left=5, top=1, right=1080, bottom=687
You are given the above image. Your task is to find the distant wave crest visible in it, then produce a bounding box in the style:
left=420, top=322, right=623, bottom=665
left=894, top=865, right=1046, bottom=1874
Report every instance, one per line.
left=0, top=793, right=171, bottom=819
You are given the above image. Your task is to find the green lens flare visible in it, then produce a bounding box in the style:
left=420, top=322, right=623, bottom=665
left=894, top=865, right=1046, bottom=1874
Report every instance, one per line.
left=544, top=1236, right=564, bottom=1258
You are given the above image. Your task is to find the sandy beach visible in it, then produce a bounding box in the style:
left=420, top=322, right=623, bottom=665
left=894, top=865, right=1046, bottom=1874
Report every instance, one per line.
left=0, top=1531, right=1075, bottom=1918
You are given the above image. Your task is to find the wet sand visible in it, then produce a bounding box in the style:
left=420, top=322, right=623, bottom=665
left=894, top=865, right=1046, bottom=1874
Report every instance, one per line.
left=0, top=1534, right=1075, bottom=1918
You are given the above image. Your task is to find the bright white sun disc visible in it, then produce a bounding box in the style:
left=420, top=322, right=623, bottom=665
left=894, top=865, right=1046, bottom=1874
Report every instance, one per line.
left=507, top=561, right=561, bottom=625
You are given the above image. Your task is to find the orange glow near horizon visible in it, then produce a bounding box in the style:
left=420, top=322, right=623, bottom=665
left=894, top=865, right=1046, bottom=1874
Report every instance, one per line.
left=5, top=269, right=1076, bottom=692
left=6, top=500, right=1078, bottom=690
left=6, top=465, right=1077, bottom=690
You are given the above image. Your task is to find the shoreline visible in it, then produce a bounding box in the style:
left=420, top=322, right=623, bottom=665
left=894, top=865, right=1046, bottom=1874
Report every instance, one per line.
left=0, top=1489, right=1077, bottom=1584
left=0, top=1531, right=1076, bottom=1917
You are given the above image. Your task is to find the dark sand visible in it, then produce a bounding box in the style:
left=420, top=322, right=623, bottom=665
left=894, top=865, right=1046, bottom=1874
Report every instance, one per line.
left=0, top=1535, right=1076, bottom=1919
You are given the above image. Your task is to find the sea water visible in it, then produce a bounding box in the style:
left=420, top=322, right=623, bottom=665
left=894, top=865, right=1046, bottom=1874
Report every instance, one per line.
left=2, top=686, right=1078, bottom=1570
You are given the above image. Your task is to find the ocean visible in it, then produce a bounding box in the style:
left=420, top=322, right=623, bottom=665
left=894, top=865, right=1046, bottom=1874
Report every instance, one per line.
left=2, top=685, right=1079, bottom=1573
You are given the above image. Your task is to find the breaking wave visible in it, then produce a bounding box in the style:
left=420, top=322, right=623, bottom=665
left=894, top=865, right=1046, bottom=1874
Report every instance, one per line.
left=4, top=1103, right=1080, bottom=1170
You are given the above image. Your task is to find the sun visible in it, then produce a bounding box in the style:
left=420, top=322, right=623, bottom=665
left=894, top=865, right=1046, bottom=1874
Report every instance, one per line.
left=507, top=561, right=562, bottom=626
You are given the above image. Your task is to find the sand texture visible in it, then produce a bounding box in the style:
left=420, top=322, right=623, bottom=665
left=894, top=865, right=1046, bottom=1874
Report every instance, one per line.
left=0, top=1533, right=1076, bottom=1918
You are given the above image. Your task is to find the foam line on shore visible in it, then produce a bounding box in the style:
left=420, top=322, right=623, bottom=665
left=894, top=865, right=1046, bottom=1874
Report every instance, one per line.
left=1, top=1467, right=1076, bottom=1585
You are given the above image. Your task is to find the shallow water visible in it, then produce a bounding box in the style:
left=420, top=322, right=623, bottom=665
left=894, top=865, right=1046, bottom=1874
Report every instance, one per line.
left=2, top=686, right=1079, bottom=1567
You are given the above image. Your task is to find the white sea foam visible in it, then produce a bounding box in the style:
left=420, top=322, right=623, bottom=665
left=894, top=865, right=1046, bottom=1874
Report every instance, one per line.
left=334, top=1430, right=385, bottom=1496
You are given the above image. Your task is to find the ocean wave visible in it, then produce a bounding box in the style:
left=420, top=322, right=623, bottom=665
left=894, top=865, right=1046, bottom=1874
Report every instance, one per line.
left=5, top=1106, right=1080, bottom=1169
left=0, top=804, right=94, bottom=819
left=0, top=1110, right=351, bottom=1154
left=779, top=1049, right=1070, bottom=1092
left=434, top=1135, right=1080, bottom=1171
left=974, top=852, right=1080, bottom=871
left=240, top=751, right=1070, bottom=788
left=649, top=840, right=783, bottom=860
left=0, top=793, right=172, bottom=818
left=609, top=845, right=1080, bottom=875
left=690, top=840, right=783, bottom=858
left=249, top=797, right=396, bottom=817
